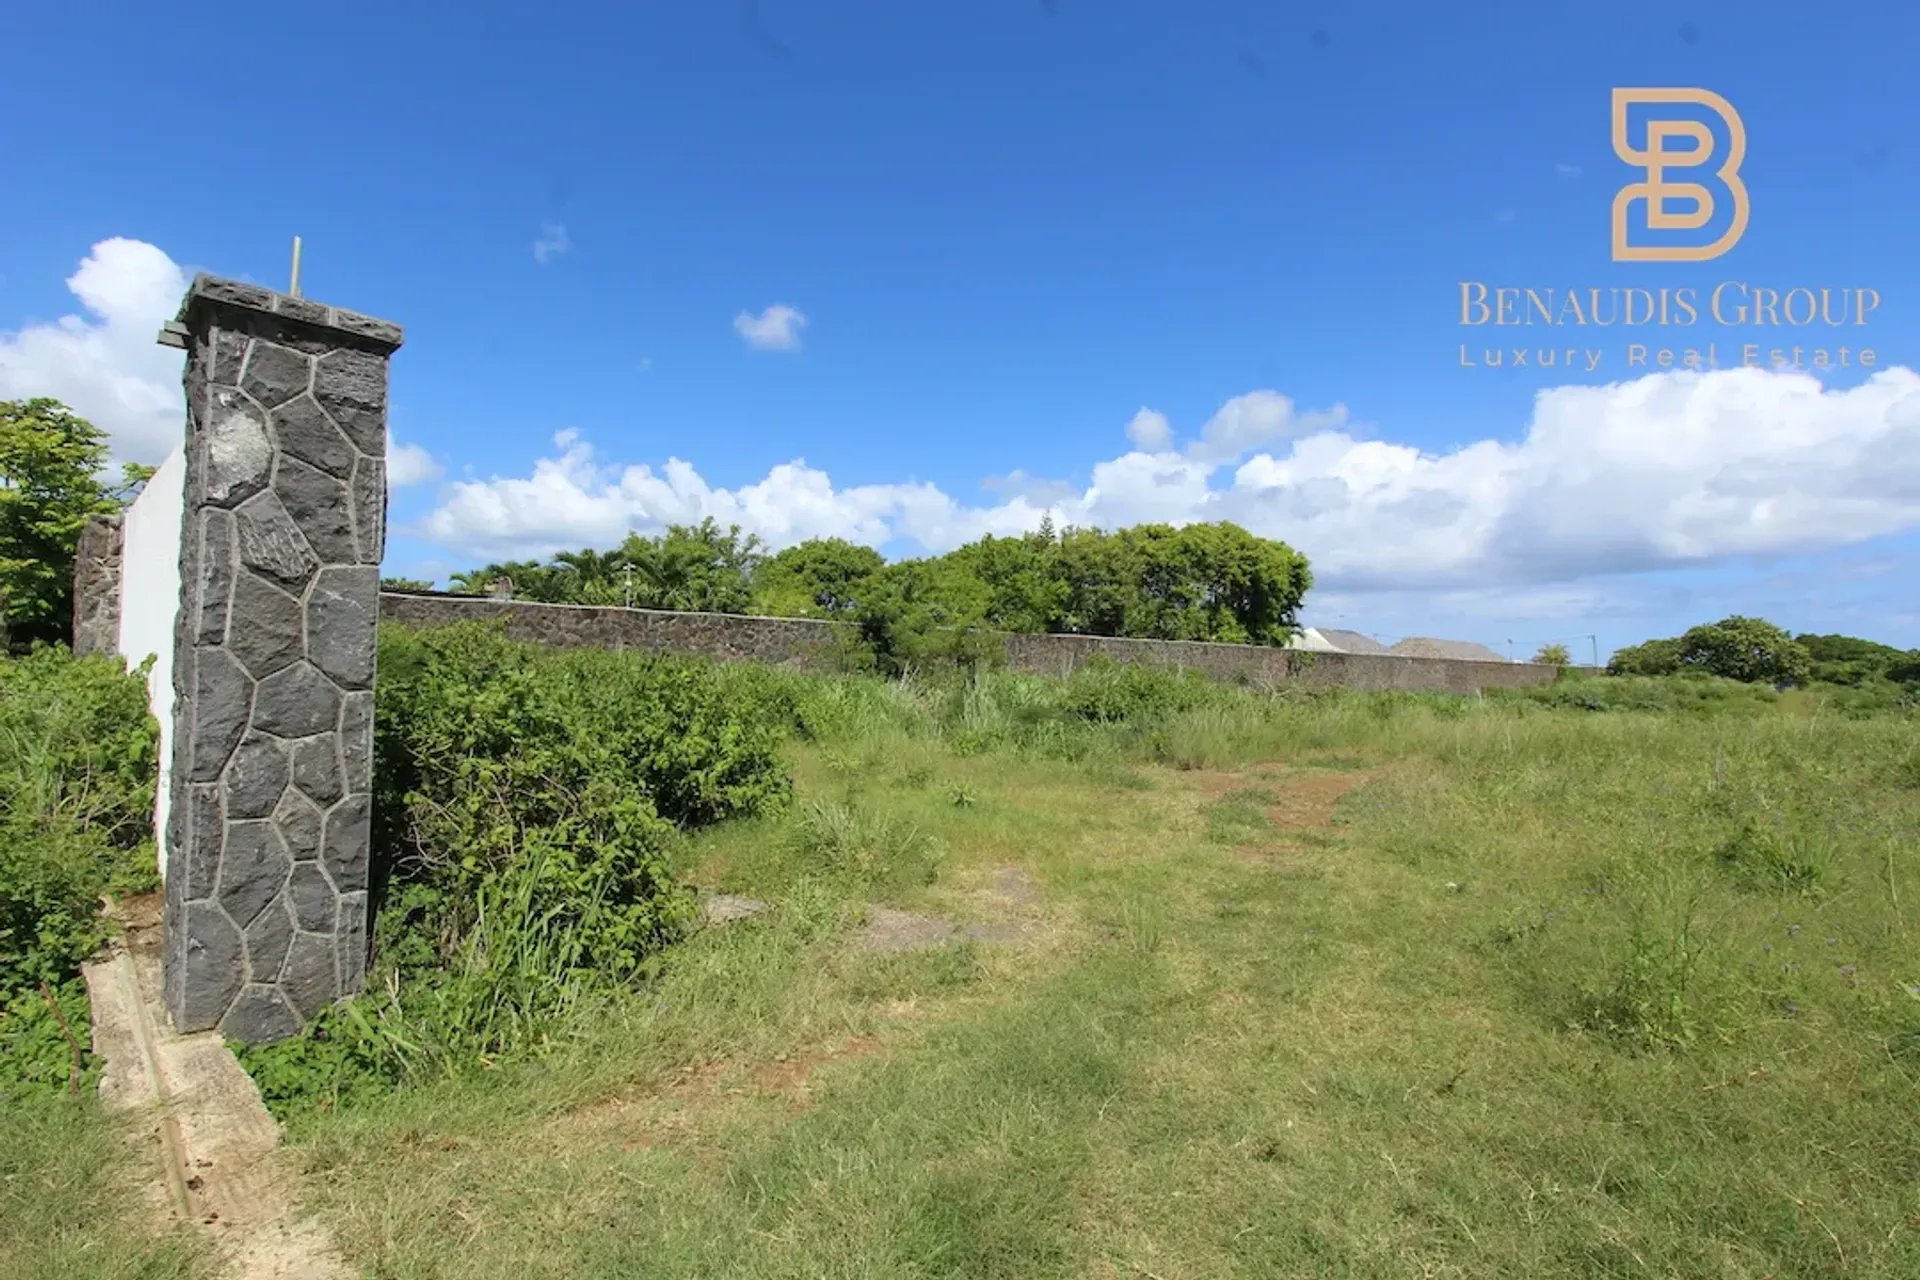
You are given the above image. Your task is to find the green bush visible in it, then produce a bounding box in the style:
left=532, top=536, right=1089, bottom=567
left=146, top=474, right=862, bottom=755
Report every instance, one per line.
left=1606, top=636, right=1684, bottom=677
left=1498, top=673, right=1777, bottom=714
left=0, top=647, right=158, bottom=1098
left=1057, top=653, right=1230, bottom=724
left=242, top=623, right=795, bottom=1111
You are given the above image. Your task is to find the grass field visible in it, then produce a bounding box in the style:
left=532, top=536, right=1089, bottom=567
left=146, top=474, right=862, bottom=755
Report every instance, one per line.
left=0, top=1091, right=205, bottom=1280
left=260, top=675, right=1920, bottom=1279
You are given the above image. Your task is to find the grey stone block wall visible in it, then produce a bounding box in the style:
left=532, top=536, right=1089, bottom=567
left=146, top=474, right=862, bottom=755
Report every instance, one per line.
left=72, top=513, right=125, bottom=656
left=376, top=591, right=1575, bottom=694
left=160, top=275, right=402, bottom=1043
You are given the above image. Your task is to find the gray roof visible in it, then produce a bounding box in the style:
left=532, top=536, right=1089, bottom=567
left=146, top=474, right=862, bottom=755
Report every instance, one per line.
left=1314, top=628, right=1391, bottom=655
left=1389, top=636, right=1509, bottom=663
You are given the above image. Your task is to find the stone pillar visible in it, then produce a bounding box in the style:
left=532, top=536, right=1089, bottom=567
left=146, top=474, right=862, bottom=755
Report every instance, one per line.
left=157, top=275, right=403, bottom=1043
left=72, top=513, right=125, bottom=656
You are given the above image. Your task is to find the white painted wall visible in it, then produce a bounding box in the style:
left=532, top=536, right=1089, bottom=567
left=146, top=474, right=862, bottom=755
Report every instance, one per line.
left=117, top=444, right=187, bottom=881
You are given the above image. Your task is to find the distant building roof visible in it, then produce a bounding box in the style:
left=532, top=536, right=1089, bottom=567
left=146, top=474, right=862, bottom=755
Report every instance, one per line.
left=1314, top=628, right=1391, bottom=655
left=1284, top=627, right=1343, bottom=653
left=1390, top=636, right=1509, bottom=663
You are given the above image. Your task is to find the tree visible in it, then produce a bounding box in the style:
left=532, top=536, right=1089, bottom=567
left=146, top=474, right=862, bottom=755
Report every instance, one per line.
left=1607, top=636, right=1684, bottom=677
left=449, top=559, right=568, bottom=601
left=112, top=462, right=157, bottom=506
left=1116, top=522, right=1312, bottom=645
left=1532, top=642, right=1572, bottom=666
left=0, top=399, right=123, bottom=651
left=752, top=538, right=884, bottom=618
left=940, top=532, right=1065, bottom=634
left=381, top=577, right=436, bottom=592
left=434, top=518, right=1318, bottom=661
left=621, top=519, right=765, bottom=614
left=1678, top=616, right=1811, bottom=686
left=1794, top=632, right=1910, bottom=686
left=850, top=558, right=996, bottom=677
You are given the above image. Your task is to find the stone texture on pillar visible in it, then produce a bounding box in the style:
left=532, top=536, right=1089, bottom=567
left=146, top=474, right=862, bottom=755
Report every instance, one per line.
left=72, top=513, right=125, bottom=656
left=160, top=275, right=402, bottom=1043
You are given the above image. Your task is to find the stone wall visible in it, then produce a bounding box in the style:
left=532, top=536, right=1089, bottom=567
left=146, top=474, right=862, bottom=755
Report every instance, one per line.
left=998, top=631, right=1568, bottom=692
left=72, top=513, right=125, bottom=657
left=377, top=591, right=1571, bottom=693
left=377, top=592, right=843, bottom=666
left=159, top=275, right=401, bottom=1043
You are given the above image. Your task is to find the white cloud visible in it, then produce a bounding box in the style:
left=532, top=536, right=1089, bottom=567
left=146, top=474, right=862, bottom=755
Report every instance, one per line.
left=2, top=238, right=441, bottom=482
left=533, top=222, right=570, bottom=265
left=1555, top=162, right=1582, bottom=178
left=1124, top=408, right=1172, bottom=450
left=417, top=366, right=1920, bottom=597
left=733, top=304, right=807, bottom=352
left=387, top=433, right=443, bottom=487
left=0, top=238, right=190, bottom=464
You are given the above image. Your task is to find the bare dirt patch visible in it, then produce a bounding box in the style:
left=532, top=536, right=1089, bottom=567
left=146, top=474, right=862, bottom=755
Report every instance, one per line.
left=856, top=866, right=1048, bottom=951
left=543, top=1032, right=892, bottom=1158
left=1191, top=765, right=1384, bottom=860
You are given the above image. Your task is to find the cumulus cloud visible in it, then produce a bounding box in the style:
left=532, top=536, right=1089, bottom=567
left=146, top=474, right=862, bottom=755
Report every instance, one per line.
left=417, top=366, right=1920, bottom=593
left=1124, top=408, right=1172, bottom=451
left=0, top=238, right=190, bottom=464
left=2, top=238, right=445, bottom=487
left=387, top=433, right=444, bottom=487
left=733, top=303, right=807, bottom=352
left=533, top=222, right=571, bottom=265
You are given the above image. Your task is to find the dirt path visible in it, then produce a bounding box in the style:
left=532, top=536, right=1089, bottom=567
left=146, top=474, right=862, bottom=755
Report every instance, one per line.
left=83, top=895, right=354, bottom=1280
left=1187, top=762, right=1384, bottom=857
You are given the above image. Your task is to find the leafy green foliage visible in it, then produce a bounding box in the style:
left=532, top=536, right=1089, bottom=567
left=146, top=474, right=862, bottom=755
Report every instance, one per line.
left=1057, top=652, right=1229, bottom=723
left=0, top=649, right=158, bottom=1097
left=1611, top=622, right=1920, bottom=696
left=1531, top=642, right=1571, bottom=666
left=379, top=577, right=435, bottom=592
left=1606, top=636, right=1684, bottom=677
left=240, top=622, right=795, bottom=1112
left=455, top=519, right=769, bottom=612
left=0, top=399, right=134, bottom=651
left=0, top=979, right=98, bottom=1097
left=1678, top=616, right=1812, bottom=685
left=1500, top=673, right=1778, bottom=714
left=445, top=520, right=1315, bottom=667
left=849, top=559, right=1005, bottom=677
left=753, top=538, right=885, bottom=618
left=1795, top=632, right=1920, bottom=687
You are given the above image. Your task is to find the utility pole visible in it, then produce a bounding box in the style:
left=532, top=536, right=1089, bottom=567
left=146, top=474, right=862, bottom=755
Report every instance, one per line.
left=1589, top=635, right=1599, bottom=669
left=289, top=236, right=303, bottom=297
left=623, top=563, right=635, bottom=609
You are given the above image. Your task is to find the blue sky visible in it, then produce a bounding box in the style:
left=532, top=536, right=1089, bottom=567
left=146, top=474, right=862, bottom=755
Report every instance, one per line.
left=3, top=0, right=1917, bottom=659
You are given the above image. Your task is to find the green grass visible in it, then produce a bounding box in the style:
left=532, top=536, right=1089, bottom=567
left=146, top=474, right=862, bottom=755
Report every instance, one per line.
left=0, top=1093, right=207, bottom=1280
left=267, top=674, right=1920, bottom=1277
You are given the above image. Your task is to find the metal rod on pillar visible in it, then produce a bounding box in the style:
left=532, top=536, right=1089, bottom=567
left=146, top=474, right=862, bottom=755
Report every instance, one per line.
left=289, top=236, right=304, bottom=298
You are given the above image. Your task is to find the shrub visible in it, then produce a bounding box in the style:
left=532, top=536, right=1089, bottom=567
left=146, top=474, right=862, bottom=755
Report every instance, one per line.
left=1057, top=653, right=1228, bottom=724
left=0, top=647, right=158, bottom=1097
left=1499, top=674, right=1776, bottom=715
left=242, top=623, right=796, bottom=1110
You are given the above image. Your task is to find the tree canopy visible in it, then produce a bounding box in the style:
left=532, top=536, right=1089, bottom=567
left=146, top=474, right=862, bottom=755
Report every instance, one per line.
left=448, top=519, right=1314, bottom=655
left=1608, top=617, right=1919, bottom=689
left=1, top=398, right=146, bottom=651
